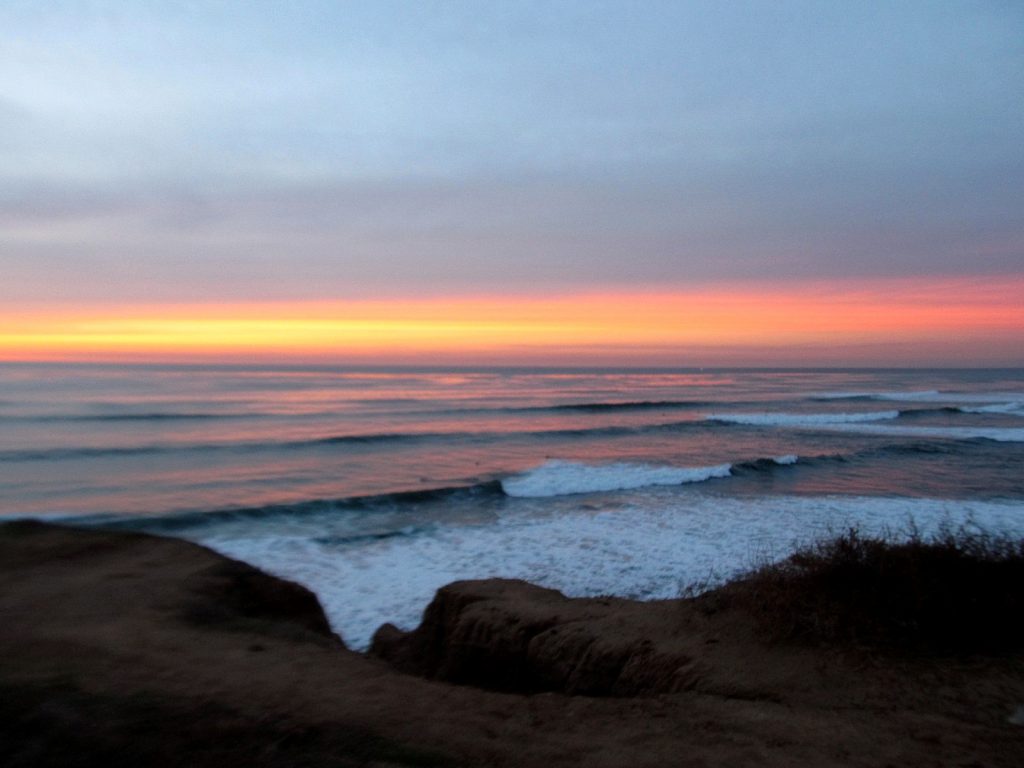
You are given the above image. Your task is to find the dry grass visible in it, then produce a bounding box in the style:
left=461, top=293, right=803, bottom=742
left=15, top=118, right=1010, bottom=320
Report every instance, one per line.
left=709, top=525, right=1024, bottom=654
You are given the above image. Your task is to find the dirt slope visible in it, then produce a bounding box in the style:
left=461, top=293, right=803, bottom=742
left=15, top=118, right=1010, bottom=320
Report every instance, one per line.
left=2, top=520, right=1022, bottom=767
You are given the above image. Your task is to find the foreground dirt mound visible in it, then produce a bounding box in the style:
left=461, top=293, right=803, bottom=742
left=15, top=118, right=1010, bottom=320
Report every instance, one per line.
left=0, top=519, right=338, bottom=644
left=369, top=578, right=832, bottom=701
left=4, top=520, right=1024, bottom=767
left=372, top=579, right=701, bottom=695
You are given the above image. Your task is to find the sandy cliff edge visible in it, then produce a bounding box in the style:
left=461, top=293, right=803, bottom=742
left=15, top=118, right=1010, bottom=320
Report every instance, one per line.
left=2, top=520, right=1022, bottom=767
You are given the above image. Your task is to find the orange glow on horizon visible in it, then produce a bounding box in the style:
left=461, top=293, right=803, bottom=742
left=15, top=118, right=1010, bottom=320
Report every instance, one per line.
left=2, top=277, right=1022, bottom=366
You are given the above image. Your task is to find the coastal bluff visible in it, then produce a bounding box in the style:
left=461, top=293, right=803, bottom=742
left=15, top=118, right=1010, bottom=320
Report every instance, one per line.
left=2, top=520, right=1023, bottom=767
left=372, top=579, right=747, bottom=697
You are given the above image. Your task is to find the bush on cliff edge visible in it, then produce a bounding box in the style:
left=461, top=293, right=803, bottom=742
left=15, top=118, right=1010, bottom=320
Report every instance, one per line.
left=713, top=526, right=1024, bottom=653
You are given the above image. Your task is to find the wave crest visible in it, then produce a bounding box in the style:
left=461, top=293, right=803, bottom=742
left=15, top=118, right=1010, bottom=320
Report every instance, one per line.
left=960, top=402, right=1024, bottom=415
left=813, top=390, right=940, bottom=401
left=500, top=459, right=733, bottom=498
left=706, top=410, right=900, bottom=427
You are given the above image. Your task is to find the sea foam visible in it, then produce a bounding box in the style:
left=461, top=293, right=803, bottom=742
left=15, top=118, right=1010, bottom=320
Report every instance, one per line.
left=960, top=402, right=1024, bottom=415
left=816, top=390, right=1024, bottom=406
left=192, top=493, right=1024, bottom=650
left=814, top=390, right=940, bottom=401
left=707, top=410, right=900, bottom=427
left=501, top=459, right=732, bottom=498
left=830, top=425, right=1024, bottom=442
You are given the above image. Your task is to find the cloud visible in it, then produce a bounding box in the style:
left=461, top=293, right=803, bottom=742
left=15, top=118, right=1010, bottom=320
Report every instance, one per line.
left=3, top=169, right=1022, bottom=310
left=0, top=3, right=1021, bottom=307
left=2, top=2, right=1022, bottom=185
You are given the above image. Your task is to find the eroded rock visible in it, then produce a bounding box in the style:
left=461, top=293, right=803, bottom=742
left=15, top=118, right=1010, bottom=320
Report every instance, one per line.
left=370, top=579, right=699, bottom=695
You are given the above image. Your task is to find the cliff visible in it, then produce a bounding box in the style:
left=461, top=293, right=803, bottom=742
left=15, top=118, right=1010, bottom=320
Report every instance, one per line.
left=2, top=520, right=1023, bottom=767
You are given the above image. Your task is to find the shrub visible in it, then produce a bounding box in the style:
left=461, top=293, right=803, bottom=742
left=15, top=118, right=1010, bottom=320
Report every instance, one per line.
left=714, top=526, right=1024, bottom=653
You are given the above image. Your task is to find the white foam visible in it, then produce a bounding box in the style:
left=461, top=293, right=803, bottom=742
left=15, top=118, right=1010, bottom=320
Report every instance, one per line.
left=818, top=390, right=1024, bottom=406
left=708, top=411, right=1024, bottom=441
left=953, top=393, right=1024, bottom=404
left=816, top=390, right=940, bottom=401
left=708, top=410, right=900, bottom=427
left=867, top=390, right=942, bottom=401
left=829, top=424, right=1024, bottom=442
left=500, top=459, right=732, bottom=498
left=191, top=493, right=1024, bottom=650
left=773, top=454, right=799, bottom=465
left=960, top=402, right=1024, bottom=415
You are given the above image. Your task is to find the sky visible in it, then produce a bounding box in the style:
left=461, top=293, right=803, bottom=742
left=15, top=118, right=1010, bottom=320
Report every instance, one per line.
left=2, top=1, right=1023, bottom=365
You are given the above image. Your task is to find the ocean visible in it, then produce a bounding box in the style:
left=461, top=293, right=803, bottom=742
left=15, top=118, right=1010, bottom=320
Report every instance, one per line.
left=2, top=363, right=1023, bottom=649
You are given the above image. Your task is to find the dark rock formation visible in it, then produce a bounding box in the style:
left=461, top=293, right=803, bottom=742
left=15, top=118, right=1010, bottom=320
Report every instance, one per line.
left=370, top=579, right=697, bottom=696
left=183, top=559, right=338, bottom=641
left=1, top=519, right=340, bottom=645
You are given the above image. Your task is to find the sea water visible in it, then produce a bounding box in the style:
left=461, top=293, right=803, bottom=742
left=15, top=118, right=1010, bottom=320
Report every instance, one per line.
left=2, top=364, right=1023, bottom=648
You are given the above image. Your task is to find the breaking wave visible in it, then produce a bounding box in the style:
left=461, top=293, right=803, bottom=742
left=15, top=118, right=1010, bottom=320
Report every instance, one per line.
left=515, top=399, right=713, bottom=413
left=77, top=454, right=812, bottom=527
left=828, top=425, right=1024, bottom=443
left=813, top=390, right=941, bottom=402
left=960, top=402, right=1024, bottom=415
left=814, top=390, right=1024, bottom=408
left=706, top=410, right=900, bottom=427
left=500, top=455, right=801, bottom=498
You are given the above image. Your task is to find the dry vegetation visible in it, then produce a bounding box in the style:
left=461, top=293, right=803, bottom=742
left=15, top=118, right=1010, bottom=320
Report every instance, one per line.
left=709, top=526, right=1024, bottom=653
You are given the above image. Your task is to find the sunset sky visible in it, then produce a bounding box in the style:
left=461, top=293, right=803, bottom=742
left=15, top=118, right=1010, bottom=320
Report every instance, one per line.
left=2, top=1, right=1022, bottom=366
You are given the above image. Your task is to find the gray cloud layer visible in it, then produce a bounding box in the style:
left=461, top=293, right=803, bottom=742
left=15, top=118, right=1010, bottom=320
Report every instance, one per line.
left=2, top=1, right=1022, bottom=303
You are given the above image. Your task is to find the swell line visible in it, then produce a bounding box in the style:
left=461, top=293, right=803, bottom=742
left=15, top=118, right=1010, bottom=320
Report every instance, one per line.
left=89, top=481, right=507, bottom=532
left=0, top=418, right=712, bottom=463
left=7, top=401, right=1020, bottom=463
left=508, top=399, right=714, bottom=413
left=37, top=433, right=1019, bottom=530
left=0, top=411, right=255, bottom=424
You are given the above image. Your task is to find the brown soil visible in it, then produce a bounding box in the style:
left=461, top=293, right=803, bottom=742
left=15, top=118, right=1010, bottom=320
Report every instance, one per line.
left=2, top=520, right=1022, bottom=767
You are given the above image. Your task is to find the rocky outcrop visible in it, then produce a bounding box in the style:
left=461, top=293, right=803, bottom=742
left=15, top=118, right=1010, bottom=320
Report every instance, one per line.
left=0, top=519, right=340, bottom=645
left=182, top=558, right=337, bottom=641
left=370, top=579, right=702, bottom=696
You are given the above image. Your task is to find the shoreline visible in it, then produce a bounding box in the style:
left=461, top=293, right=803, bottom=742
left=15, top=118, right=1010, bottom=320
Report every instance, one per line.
left=2, top=520, right=1023, bottom=766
